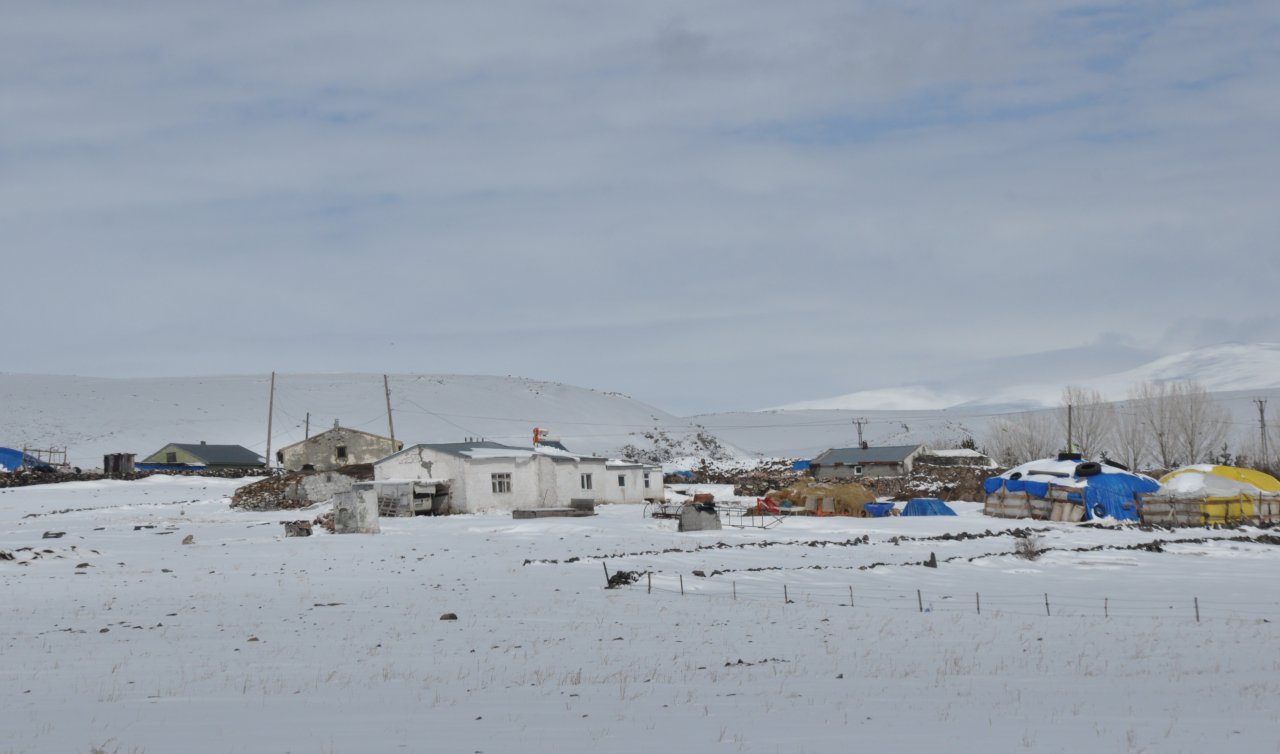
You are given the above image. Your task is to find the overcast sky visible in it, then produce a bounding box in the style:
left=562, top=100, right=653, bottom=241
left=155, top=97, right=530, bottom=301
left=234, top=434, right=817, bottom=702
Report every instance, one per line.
left=4, top=1, right=1279, bottom=414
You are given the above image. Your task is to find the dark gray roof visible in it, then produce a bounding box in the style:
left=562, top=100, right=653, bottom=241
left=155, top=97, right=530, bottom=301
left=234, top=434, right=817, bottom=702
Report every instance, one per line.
left=419, top=441, right=528, bottom=456
left=169, top=443, right=264, bottom=466
left=812, top=444, right=923, bottom=466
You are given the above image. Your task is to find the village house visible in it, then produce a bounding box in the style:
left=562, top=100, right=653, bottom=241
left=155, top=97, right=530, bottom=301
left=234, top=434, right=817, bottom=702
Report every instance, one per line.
left=138, top=441, right=265, bottom=471
left=809, top=444, right=925, bottom=481
left=275, top=424, right=402, bottom=472
left=372, top=440, right=662, bottom=514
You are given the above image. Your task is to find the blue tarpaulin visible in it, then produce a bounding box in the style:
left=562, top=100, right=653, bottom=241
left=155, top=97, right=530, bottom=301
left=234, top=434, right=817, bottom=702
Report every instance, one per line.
left=791, top=460, right=811, bottom=471
left=1079, top=473, right=1158, bottom=521
left=863, top=502, right=894, bottom=517
left=984, top=461, right=1159, bottom=521
left=901, top=498, right=957, bottom=516
left=0, top=447, right=49, bottom=473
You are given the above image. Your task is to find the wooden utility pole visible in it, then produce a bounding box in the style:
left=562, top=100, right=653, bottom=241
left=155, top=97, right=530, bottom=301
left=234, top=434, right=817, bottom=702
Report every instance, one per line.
left=305, top=412, right=310, bottom=440
left=1066, top=404, right=1073, bottom=454
left=1254, top=398, right=1269, bottom=469
left=853, top=418, right=868, bottom=447
left=383, top=374, right=396, bottom=447
left=265, top=372, right=276, bottom=470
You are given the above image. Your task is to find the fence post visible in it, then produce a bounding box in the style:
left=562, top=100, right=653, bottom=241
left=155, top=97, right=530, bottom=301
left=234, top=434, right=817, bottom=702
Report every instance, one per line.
left=732, top=580, right=736, bottom=600
left=679, top=574, right=684, bottom=596
left=647, top=572, right=651, bottom=594
left=849, top=585, right=854, bottom=607
left=976, top=592, right=981, bottom=615
left=784, top=585, right=789, bottom=604
left=603, top=562, right=610, bottom=586
left=1044, top=593, right=1050, bottom=617
left=1104, top=597, right=1108, bottom=619
left=1195, top=597, right=1200, bottom=623
left=917, top=589, right=923, bottom=613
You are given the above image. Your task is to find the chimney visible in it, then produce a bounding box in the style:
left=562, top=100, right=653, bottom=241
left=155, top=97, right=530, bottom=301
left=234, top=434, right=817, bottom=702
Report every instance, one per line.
left=860, top=441, right=868, bottom=450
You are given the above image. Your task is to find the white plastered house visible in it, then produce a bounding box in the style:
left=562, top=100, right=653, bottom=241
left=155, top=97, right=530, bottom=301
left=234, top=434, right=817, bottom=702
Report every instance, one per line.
left=373, top=440, right=663, bottom=514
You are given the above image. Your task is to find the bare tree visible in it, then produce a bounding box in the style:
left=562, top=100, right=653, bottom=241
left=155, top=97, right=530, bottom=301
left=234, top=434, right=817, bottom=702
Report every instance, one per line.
left=1132, top=381, right=1178, bottom=468
left=1112, top=397, right=1151, bottom=471
left=1170, top=381, right=1230, bottom=465
left=1056, top=385, right=1115, bottom=458
left=985, top=410, right=1056, bottom=466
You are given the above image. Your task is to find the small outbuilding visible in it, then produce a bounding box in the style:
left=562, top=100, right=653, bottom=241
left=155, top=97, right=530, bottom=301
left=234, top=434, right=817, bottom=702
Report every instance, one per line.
left=276, top=425, right=403, bottom=472
left=138, top=442, right=265, bottom=471
left=809, top=444, right=924, bottom=481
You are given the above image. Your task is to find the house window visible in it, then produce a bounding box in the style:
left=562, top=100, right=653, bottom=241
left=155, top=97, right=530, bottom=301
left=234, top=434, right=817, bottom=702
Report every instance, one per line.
left=491, top=473, right=512, bottom=493
left=643, top=472, right=651, bottom=489
left=165, top=451, right=177, bottom=464
left=336, top=446, right=348, bottom=462
left=854, top=465, right=863, bottom=474
left=618, top=474, right=626, bottom=487
left=580, top=473, right=593, bottom=490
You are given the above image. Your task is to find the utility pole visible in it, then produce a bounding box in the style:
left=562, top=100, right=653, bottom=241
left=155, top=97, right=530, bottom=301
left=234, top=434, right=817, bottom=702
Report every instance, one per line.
left=384, top=374, right=396, bottom=447
left=853, top=417, right=867, bottom=447
left=305, top=412, right=310, bottom=440
left=1255, top=398, right=1269, bottom=470
left=265, top=371, right=276, bottom=470
left=1066, top=403, right=1073, bottom=454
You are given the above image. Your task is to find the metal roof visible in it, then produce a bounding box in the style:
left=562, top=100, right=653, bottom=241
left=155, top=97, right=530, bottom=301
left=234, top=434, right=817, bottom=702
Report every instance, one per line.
left=166, top=443, right=265, bottom=466
left=811, top=444, right=923, bottom=466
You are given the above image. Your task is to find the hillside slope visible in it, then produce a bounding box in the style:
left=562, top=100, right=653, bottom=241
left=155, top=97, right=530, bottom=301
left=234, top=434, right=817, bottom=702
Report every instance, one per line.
left=0, top=373, right=749, bottom=468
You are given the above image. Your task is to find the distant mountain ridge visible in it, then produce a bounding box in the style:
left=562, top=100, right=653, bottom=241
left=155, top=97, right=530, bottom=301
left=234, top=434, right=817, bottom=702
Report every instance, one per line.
left=772, top=343, right=1280, bottom=412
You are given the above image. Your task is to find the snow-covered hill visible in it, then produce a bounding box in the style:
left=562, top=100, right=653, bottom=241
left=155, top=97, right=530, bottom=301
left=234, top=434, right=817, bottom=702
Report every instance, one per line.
left=774, top=342, right=1280, bottom=411
left=0, top=373, right=752, bottom=468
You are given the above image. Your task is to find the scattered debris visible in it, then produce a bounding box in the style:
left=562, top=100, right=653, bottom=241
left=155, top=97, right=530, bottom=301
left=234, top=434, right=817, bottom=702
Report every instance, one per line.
left=282, top=520, right=313, bottom=537
left=181, top=534, right=194, bottom=545
left=41, top=531, right=65, bottom=539
left=440, top=612, right=459, bottom=621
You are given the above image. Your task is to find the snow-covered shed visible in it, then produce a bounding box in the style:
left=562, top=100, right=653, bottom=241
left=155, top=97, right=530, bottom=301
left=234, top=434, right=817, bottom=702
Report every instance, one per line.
left=1142, top=465, right=1280, bottom=526
left=983, top=457, right=1159, bottom=522
left=373, top=441, right=662, bottom=514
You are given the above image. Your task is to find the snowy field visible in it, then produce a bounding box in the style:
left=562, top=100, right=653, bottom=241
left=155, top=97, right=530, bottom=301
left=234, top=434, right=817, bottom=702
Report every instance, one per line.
left=3, top=477, right=1280, bottom=753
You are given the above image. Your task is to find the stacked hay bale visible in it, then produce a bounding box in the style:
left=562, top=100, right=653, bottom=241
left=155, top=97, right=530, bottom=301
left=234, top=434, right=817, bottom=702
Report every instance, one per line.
left=767, top=478, right=877, bottom=515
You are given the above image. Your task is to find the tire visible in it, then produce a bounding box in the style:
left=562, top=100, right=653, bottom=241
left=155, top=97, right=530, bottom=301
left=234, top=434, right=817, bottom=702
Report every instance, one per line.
left=1075, top=462, right=1102, bottom=478
left=1092, top=503, right=1106, bottom=519
left=1009, top=471, right=1023, bottom=480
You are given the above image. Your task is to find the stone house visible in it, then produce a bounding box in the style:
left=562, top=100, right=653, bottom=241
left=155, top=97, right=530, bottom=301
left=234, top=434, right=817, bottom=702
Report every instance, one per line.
left=809, top=444, right=925, bottom=481
left=276, top=425, right=402, bottom=472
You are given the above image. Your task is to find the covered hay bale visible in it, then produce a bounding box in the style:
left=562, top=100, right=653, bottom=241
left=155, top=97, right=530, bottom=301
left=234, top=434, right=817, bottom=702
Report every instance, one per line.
left=767, top=479, right=876, bottom=515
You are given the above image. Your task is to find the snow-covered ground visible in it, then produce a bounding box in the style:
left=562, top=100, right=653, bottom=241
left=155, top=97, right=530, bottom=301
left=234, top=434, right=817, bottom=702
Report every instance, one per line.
left=4, top=477, right=1279, bottom=753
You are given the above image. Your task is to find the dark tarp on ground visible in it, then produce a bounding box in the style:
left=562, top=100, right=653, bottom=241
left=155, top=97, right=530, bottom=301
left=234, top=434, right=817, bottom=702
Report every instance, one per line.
left=902, top=497, right=957, bottom=516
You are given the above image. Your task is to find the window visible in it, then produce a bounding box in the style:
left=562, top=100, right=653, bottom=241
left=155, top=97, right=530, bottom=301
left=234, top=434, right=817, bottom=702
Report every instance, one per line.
left=491, top=473, right=512, bottom=493
left=643, top=472, right=651, bottom=489
left=854, top=465, right=863, bottom=475
left=165, top=451, right=177, bottom=463
left=617, top=474, right=626, bottom=487
left=336, top=446, right=348, bottom=461
left=580, top=473, right=593, bottom=490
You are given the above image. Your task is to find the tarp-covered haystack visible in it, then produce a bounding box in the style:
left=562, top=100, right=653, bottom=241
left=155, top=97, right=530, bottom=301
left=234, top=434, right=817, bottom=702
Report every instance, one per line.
left=902, top=497, right=957, bottom=516
left=1142, top=465, right=1280, bottom=526
left=767, top=478, right=876, bottom=515
left=983, top=458, right=1159, bottom=522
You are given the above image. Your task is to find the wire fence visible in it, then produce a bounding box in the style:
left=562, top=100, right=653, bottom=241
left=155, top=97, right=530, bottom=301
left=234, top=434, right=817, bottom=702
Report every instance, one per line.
left=609, top=567, right=1280, bottom=622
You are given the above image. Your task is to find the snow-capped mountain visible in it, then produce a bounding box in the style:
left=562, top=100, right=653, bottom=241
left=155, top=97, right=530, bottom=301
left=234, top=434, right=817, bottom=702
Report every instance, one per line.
left=774, top=343, right=1280, bottom=411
